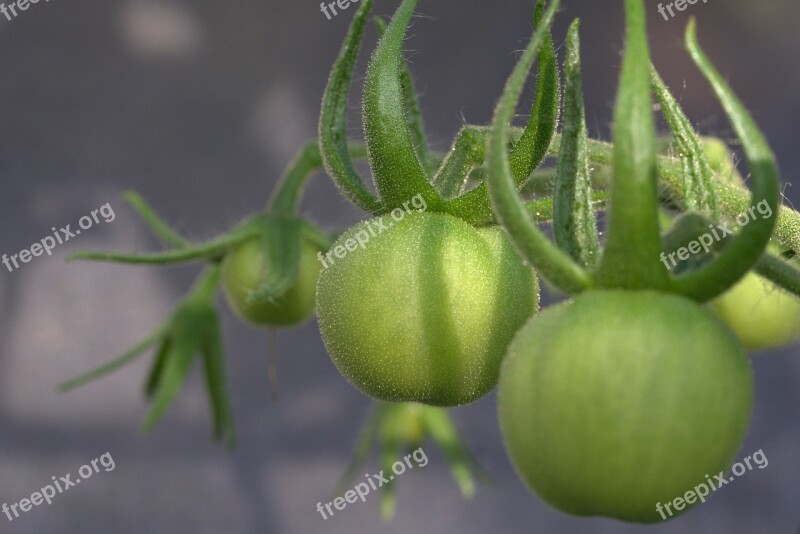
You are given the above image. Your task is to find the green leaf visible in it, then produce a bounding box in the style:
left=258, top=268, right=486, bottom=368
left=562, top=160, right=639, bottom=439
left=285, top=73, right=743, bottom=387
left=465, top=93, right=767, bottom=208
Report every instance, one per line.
left=123, top=191, right=189, bottom=249
left=422, top=408, right=480, bottom=498
left=553, top=19, right=600, bottom=268
left=57, top=326, right=166, bottom=392
left=443, top=1, right=560, bottom=226
left=670, top=19, right=780, bottom=302
left=508, top=0, right=561, bottom=184
left=486, top=0, right=591, bottom=294
left=594, top=0, right=669, bottom=290
left=144, top=336, right=172, bottom=399
left=432, top=126, right=489, bottom=199
left=334, top=405, right=383, bottom=496
left=650, top=65, right=719, bottom=217
left=141, top=303, right=209, bottom=433
left=318, top=0, right=383, bottom=213
left=363, top=0, right=443, bottom=210
left=373, top=16, right=434, bottom=174
left=202, top=313, right=236, bottom=449
left=378, top=407, right=402, bottom=522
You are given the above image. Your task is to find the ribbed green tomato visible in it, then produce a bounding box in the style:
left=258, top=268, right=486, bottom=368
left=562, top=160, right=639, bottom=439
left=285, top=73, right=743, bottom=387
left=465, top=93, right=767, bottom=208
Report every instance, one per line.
left=709, top=272, right=800, bottom=351
left=499, top=290, right=752, bottom=523
left=222, top=237, right=322, bottom=326
left=316, top=211, right=539, bottom=406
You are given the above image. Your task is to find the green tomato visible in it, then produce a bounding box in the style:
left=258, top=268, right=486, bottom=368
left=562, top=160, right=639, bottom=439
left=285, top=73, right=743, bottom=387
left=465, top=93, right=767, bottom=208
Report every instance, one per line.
left=221, top=237, right=322, bottom=326
left=316, top=211, right=539, bottom=406
left=710, top=272, right=800, bottom=351
left=499, top=290, right=752, bottom=523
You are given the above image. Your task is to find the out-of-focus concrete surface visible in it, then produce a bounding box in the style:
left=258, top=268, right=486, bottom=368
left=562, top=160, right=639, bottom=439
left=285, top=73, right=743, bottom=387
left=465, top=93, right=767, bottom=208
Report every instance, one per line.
left=0, top=1, right=798, bottom=532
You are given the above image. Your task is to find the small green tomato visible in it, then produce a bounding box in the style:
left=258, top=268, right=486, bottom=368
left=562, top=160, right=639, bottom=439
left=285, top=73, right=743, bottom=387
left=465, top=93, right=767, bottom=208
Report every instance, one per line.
left=710, top=272, right=800, bottom=351
left=316, top=211, right=539, bottom=407
left=222, top=237, right=322, bottom=326
left=499, top=290, right=753, bottom=523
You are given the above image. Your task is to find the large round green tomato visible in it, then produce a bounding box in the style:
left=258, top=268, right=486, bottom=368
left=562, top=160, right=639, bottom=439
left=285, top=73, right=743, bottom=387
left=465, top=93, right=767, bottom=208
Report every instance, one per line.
left=709, top=272, right=800, bottom=351
left=499, top=290, right=752, bottom=523
left=222, top=237, right=322, bottom=326
left=316, top=211, right=539, bottom=406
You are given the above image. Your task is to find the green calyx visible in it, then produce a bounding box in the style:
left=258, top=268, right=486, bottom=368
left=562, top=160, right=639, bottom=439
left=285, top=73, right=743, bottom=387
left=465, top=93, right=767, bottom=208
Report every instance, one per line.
left=59, top=265, right=237, bottom=449
left=485, top=0, right=782, bottom=303
left=59, top=140, right=361, bottom=446
left=336, top=402, right=488, bottom=522
left=319, top=0, right=562, bottom=227
left=318, top=0, right=800, bottom=303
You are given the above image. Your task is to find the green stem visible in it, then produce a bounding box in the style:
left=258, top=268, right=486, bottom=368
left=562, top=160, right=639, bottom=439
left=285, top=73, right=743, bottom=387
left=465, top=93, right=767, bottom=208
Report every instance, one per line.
left=755, top=254, right=800, bottom=298
left=556, top=137, right=796, bottom=255
left=68, top=221, right=261, bottom=265
left=269, top=142, right=368, bottom=216
left=528, top=191, right=608, bottom=223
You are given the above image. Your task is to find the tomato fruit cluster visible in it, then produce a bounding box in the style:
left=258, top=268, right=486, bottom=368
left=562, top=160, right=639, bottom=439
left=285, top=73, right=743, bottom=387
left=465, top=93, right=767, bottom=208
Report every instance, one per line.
left=65, top=0, right=800, bottom=525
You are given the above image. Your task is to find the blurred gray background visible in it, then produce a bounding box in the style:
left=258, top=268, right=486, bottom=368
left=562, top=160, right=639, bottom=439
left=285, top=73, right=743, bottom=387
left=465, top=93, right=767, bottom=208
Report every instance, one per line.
left=0, top=0, right=798, bottom=532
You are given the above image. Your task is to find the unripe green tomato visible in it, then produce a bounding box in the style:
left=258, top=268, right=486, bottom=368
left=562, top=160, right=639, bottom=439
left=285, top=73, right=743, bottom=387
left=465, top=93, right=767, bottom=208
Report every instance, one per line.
left=222, top=237, right=322, bottom=327
left=709, top=272, right=800, bottom=351
left=499, top=290, right=752, bottom=523
left=316, top=212, right=539, bottom=406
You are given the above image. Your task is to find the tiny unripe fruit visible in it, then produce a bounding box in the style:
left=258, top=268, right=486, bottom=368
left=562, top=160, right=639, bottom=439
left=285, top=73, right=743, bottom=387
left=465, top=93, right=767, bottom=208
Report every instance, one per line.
left=710, top=272, right=800, bottom=351
left=222, top=237, right=322, bottom=327
left=499, top=290, right=753, bottom=522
